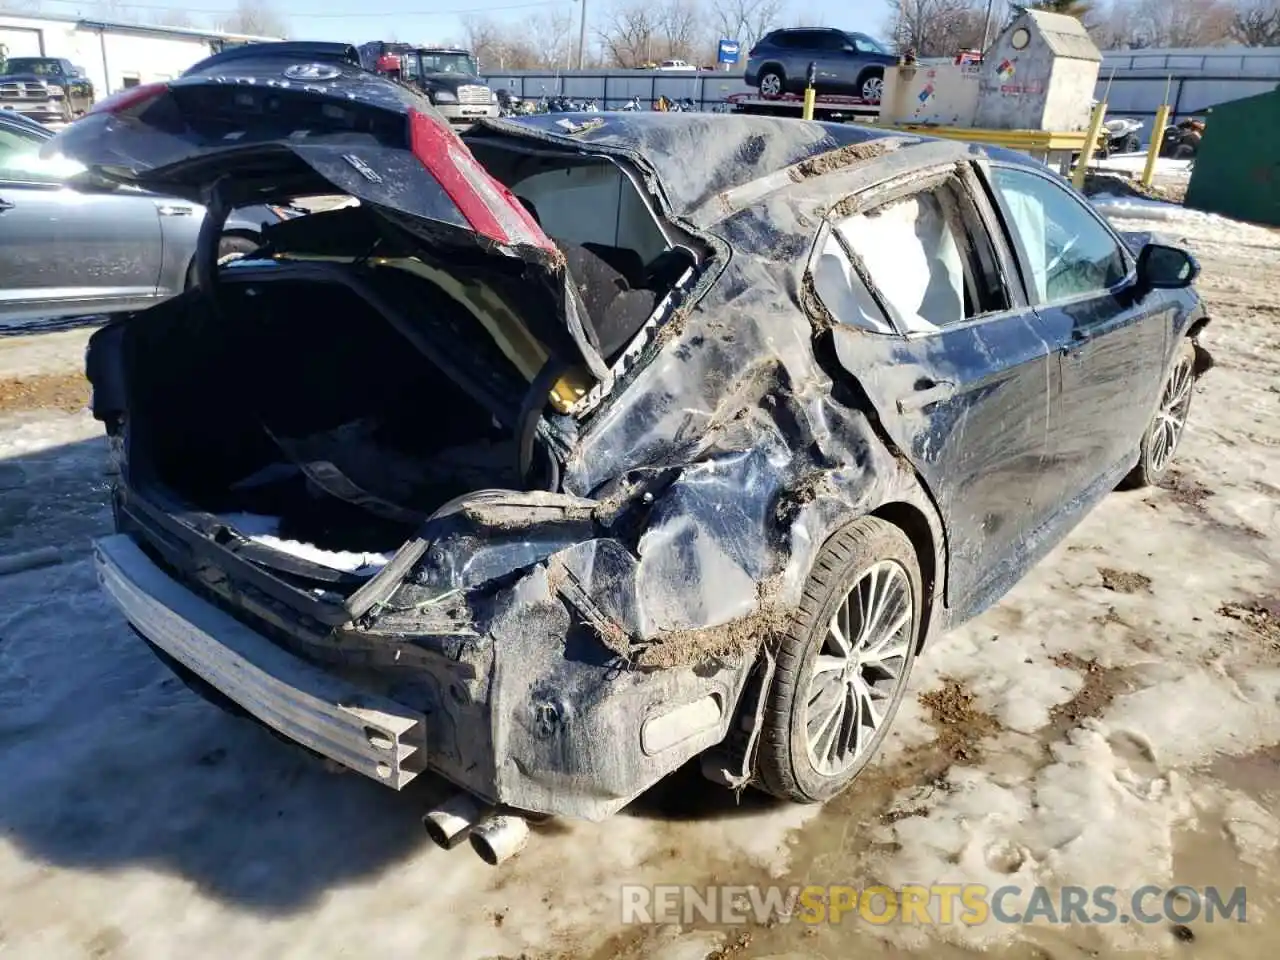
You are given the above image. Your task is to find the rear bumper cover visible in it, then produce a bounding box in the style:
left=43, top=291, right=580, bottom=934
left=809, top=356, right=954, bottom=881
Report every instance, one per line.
left=95, top=530, right=754, bottom=820
left=95, top=533, right=429, bottom=788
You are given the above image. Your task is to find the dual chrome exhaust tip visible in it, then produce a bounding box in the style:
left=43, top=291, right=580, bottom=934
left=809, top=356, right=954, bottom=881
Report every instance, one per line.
left=422, top=792, right=530, bottom=865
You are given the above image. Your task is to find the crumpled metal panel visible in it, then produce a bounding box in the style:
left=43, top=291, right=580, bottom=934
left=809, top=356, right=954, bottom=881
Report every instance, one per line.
left=375, top=121, right=955, bottom=819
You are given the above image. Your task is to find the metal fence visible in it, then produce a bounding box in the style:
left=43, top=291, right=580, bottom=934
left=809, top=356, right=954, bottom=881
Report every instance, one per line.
left=479, top=69, right=755, bottom=112
left=482, top=46, right=1280, bottom=140
left=1098, top=47, right=1280, bottom=139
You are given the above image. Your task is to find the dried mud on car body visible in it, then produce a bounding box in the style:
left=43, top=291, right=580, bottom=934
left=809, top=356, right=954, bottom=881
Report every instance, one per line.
left=1, top=179, right=1279, bottom=960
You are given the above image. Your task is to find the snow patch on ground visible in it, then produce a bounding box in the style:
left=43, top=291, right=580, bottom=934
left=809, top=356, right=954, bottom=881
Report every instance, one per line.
left=1103, top=668, right=1280, bottom=767
left=1091, top=155, right=1193, bottom=178
left=0, top=408, right=101, bottom=458
left=1095, top=194, right=1280, bottom=253
left=867, top=721, right=1198, bottom=951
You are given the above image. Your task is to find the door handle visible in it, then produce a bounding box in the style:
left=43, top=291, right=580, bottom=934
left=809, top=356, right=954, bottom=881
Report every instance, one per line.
left=0, top=198, right=13, bottom=212
left=897, top=378, right=957, bottom=414
left=155, top=203, right=195, bottom=217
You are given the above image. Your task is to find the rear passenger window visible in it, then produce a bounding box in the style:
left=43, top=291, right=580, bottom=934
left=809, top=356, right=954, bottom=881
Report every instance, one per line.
left=990, top=166, right=1129, bottom=303
left=812, top=181, right=1009, bottom=334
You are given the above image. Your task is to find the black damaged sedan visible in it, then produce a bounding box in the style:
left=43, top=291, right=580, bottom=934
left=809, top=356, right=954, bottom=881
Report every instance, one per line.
left=56, top=42, right=1211, bottom=863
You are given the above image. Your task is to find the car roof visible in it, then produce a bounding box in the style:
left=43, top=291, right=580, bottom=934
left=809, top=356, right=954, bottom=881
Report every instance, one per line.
left=481, top=112, right=1056, bottom=219
left=482, top=113, right=919, bottom=213
left=185, top=41, right=361, bottom=76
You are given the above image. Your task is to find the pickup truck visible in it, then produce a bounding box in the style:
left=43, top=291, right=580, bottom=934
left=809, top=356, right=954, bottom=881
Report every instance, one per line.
left=0, top=56, right=95, bottom=123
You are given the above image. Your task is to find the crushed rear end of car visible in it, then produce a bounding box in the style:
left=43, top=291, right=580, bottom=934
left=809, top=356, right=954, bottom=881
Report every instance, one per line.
left=59, top=44, right=759, bottom=834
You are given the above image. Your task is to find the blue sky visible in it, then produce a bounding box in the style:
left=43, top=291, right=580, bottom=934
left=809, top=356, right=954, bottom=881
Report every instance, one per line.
left=41, top=0, right=895, bottom=49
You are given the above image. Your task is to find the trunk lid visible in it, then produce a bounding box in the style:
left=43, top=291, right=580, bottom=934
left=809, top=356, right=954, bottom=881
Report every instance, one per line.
left=46, top=44, right=608, bottom=377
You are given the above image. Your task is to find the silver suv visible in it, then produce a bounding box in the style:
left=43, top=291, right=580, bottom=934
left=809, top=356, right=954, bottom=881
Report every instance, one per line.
left=744, top=28, right=897, bottom=103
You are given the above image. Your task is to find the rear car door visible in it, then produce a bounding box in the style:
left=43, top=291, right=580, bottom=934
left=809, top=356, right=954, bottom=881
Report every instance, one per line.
left=983, top=163, right=1169, bottom=502
left=811, top=163, right=1057, bottom=621
left=0, top=116, right=165, bottom=322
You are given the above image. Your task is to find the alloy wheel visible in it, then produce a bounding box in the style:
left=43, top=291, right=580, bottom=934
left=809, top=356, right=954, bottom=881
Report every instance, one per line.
left=759, top=73, right=782, bottom=97
left=803, top=559, right=913, bottom=777
left=1150, top=354, right=1194, bottom=473
left=862, top=75, right=884, bottom=103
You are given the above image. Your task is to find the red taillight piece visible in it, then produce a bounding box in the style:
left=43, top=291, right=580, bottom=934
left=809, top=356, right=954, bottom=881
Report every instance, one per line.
left=88, top=81, right=169, bottom=116
left=407, top=107, right=552, bottom=251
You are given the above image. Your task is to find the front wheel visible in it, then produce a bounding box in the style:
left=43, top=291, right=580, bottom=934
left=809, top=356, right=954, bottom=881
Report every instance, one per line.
left=1123, top=341, right=1197, bottom=489
left=755, top=517, right=922, bottom=803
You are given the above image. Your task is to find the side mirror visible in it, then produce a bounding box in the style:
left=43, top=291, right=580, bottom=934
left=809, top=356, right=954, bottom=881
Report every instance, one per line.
left=1136, top=242, right=1199, bottom=290
left=843, top=44, right=856, bottom=53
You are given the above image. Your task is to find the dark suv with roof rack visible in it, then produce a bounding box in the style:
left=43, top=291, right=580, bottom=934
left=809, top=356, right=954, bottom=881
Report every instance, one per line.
left=744, top=28, right=897, bottom=103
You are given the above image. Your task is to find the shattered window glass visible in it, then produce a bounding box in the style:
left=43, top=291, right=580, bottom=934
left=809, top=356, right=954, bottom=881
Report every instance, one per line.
left=992, top=166, right=1128, bottom=303
left=834, top=192, right=966, bottom=332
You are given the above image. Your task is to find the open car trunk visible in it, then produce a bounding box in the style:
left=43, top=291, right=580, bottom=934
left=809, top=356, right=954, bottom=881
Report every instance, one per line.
left=63, top=45, right=698, bottom=629
left=115, top=257, right=538, bottom=584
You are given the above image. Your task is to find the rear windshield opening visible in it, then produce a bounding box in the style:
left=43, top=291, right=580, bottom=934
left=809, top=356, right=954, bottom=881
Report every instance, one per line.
left=469, top=143, right=701, bottom=361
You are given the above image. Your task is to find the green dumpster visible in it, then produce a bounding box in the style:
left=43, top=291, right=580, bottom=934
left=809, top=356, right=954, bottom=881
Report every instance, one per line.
left=1184, top=87, right=1280, bottom=227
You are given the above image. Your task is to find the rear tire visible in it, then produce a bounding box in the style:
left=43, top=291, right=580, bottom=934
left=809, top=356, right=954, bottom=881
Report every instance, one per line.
left=1122, top=133, right=1141, bottom=154
left=757, top=68, right=785, bottom=98
left=1122, top=340, right=1197, bottom=489
left=858, top=68, right=885, bottom=104
left=755, top=517, right=922, bottom=804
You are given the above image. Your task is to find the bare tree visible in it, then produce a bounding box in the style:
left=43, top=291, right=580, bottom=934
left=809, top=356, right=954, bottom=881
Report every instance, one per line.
left=526, top=7, right=576, bottom=67
left=886, top=0, right=987, bottom=55
left=706, top=0, right=787, bottom=53
left=217, top=0, right=288, bottom=38
left=598, top=0, right=658, bottom=66
left=1010, top=0, right=1096, bottom=20
left=657, top=0, right=704, bottom=62
left=1089, top=0, right=1145, bottom=47
left=1129, top=0, right=1234, bottom=46
left=460, top=15, right=510, bottom=69
left=461, top=11, right=578, bottom=69
left=1230, top=0, right=1280, bottom=44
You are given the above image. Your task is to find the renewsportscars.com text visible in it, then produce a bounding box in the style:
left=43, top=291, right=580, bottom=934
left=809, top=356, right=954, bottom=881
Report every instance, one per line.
left=621, top=883, right=1247, bottom=926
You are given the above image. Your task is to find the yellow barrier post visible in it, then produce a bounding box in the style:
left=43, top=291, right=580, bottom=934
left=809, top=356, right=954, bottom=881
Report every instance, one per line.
left=802, top=60, right=817, bottom=121
left=1142, top=77, right=1174, bottom=189
left=1072, top=100, right=1108, bottom=190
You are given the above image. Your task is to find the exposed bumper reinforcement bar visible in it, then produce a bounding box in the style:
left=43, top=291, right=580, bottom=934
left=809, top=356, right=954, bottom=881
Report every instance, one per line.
left=94, top=534, right=428, bottom=789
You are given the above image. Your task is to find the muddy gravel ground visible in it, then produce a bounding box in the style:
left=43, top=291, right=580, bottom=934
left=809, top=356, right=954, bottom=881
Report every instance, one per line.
left=0, top=197, right=1276, bottom=959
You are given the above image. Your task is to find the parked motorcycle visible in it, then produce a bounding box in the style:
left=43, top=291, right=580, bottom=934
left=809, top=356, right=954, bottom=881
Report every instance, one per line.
left=653, top=95, right=696, bottom=112
left=619, top=96, right=642, bottom=111
left=581, top=97, right=600, bottom=112
left=495, top=88, right=524, bottom=117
